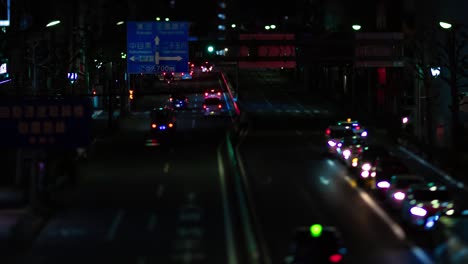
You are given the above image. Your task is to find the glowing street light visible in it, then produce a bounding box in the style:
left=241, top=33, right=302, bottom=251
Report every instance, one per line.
left=439, top=21, right=452, bottom=29
left=352, top=24, right=361, bottom=31
left=156, top=17, right=161, bottom=21
left=116, top=21, right=125, bottom=26
left=46, top=20, right=61, bottom=27
left=270, top=24, right=276, bottom=29
left=265, top=25, right=270, bottom=30
left=165, top=18, right=170, bottom=22
left=231, top=24, right=236, bottom=28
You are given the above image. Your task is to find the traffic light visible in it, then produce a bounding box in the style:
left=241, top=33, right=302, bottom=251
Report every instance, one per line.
left=129, top=89, right=134, bottom=100
left=207, top=45, right=214, bottom=53
left=92, top=89, right=97, bottom=96
left=309, top=224, right=323, bottom=237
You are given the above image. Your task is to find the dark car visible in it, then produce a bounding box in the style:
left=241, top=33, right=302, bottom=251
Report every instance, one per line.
left=169, top=94, right=188, bottom=109
left=284, top=224, right=347, bottom=264
left=149, top=107, right=177, bottom=136
left=163, top=71, right=175, bottom=83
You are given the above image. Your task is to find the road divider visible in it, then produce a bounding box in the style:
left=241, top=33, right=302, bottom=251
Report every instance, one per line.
left=226, top=130, right=271, bottom=264
left=217, top=143, right=239, bottom=264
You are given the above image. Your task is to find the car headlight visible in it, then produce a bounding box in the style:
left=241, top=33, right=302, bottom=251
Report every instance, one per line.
left=343, top=149, right=351, bottom=157
left=362, top=163, right=371, bottom=171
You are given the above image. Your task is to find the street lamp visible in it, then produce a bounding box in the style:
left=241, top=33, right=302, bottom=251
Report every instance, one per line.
left=32, top=20, right=62, bottom=95
left=439, top=21, right=452, bottom=29
left=46, top=20, right=61, bottom=28
left=438, top=20, right=464, bottom=150
left=352, top=24, right=361, bottom=31
left=116, top=21, right=125, bottom=26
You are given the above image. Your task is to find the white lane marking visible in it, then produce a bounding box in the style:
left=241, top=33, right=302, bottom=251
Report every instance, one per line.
left=137, top=256, right=146, bottom=264
left=156, top=184, right=165, bottom=198
left=410, top=246, right=434, bottom=264
left=147, top=213, right=157, bottom=232
left=217, top=144, right=239, bottom=264
left=234, top=130, right=271, bottom=264
left=343, top=175, right=434, bottom=264
left=163, top=162, right=170, bottom=174
left=187, top=192, right=196, bottom=202
left=107, top=209, right=125, bottom=241
left=192, top=119, right=196, bottom=128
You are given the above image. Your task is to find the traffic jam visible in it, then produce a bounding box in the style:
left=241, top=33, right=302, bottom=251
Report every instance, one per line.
left=325, top=118, right=467, bottom=236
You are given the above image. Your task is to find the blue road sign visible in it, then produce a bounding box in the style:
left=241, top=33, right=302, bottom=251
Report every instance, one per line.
left=0, top=97, right=92, bottom=148
left=127, top=21, right=189, bottom=74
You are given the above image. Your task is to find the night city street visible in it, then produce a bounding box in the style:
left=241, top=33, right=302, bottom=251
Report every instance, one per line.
left=1, top=1, right=468, bottom=264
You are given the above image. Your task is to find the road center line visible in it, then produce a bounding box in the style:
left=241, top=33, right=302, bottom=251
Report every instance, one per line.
left=107, top=209, right=125, bottom=241
left=233, top=130, right=271, bottom=264
left=217, top=143, right=239, bottom=264
left=147, top=213, right=157, bottom=232
left=163, top=162, right=170, bottom=173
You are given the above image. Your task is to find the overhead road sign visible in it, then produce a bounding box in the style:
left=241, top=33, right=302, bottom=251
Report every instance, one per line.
left=0, top=97, right=92, bottom=148
left=127, top=21, right=189, bottom=74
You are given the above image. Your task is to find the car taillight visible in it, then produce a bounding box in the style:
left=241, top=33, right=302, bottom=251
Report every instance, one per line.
left=151, top=123, right=157, bottom=129
left=181, top=73, right=184, bottom=76
left=356, top=126, right=360, bottom=130
left=169, top=98, right=172, bottom=102
left=203, top=105, right=206, bottom=109
left=329, top=254, right=342, bottom=263
left=171, top=72, right=174, bottom=75
left=168, top=123, right=174, bottom=128
left=218, top=104, right=222, bottom=108
left=205, top=92, right=208, bottom=96
left=217, top=92, right=221, bottom=96
left=163, top=72, right=166, bottom=75
left=326, top=128, right=331, bottom=135
left=357, top=148, right=362, bottom=153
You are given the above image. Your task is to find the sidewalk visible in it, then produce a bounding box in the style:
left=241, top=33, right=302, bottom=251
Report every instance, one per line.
left=0, top=190, right=51, bottom=258
left=366, top=125, right=468, bottom=192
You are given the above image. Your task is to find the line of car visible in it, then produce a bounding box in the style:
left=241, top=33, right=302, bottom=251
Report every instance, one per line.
left=148, top=88, right=227, bottom=138
left=325, top=118, right=468, bottom=235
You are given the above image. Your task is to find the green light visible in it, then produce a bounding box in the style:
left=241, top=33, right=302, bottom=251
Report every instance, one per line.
left=207, top=45, right=214, bottom=53
left=337, top=122, right=341, bottom=125
left=310, top=224, right=323, bottom=237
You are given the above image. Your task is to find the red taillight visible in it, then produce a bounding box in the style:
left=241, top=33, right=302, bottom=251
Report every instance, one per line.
left=217, top=92, right=221, bottom=96
left=190, top=71, right=193, bottom=75
left=163, top=72, right=166, bottom=75
left=204, top=92, right=208, bottom=96
left=151, top=123, right=157, bottom=129
left=329, top=254, right=342, bottom=263
left=181, top=73, right=184, bottom=76
left=358, top=148, right=362, bottom=153
left=169, top=98, right=173, bottom=102
left=218, top=104, right=222, bottom=108
left=356, top=126, right=360, bottom=130
left=168, top=123, right=173, bottom=128
left=203, top=105, right=206, bottom=109
left=326, top=128, right=331, bottom=135
left=171, top=72, right=174, bottom=75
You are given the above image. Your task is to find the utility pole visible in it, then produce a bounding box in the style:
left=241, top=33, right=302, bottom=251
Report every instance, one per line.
left=448, top=28, right=460, bottom=151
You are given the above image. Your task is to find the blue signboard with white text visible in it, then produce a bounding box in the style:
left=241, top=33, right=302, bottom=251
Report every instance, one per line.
left=127, top=21, right=189, bottom=74
left=0, top=97, right=92, bottom=148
